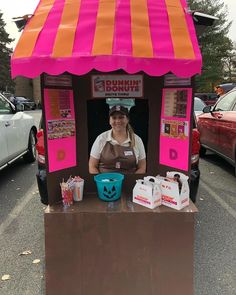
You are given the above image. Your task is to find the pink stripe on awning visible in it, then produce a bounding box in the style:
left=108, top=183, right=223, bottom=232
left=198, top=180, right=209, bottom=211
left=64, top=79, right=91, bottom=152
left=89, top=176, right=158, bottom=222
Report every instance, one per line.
left=32, top=0, right=64, bottom=56
left=148, top=0, right=174, bottom=58
left=179, top=0, right=201, bottom=60
left=72, top=0, right=99, bottom=56
left=112, top=0, right=132, bottom=56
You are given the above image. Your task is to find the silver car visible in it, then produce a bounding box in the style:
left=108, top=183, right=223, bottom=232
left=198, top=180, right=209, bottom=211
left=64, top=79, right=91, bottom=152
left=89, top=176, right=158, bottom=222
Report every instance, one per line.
left=0, top=93, right=37, bottom=170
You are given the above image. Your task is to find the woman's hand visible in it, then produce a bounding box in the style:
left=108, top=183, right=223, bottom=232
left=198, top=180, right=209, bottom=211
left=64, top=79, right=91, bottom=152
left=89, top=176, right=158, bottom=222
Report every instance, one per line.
left=135, top=158, right=146, bottom=174
left=88, top=156, right=100, bottom=174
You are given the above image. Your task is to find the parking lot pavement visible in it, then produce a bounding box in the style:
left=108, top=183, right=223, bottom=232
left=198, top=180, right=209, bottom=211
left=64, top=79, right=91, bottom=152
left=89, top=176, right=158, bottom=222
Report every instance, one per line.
left=194, top=156, right=236, bottom=295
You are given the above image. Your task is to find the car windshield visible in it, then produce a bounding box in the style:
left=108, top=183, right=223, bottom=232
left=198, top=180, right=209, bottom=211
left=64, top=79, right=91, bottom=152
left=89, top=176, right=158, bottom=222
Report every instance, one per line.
left=194, top=97, right=206, bottom=111
left=219, top=83, right=236, bottom=93
left=214, top=90, right=236, bottom=111
left=0, top=93, right=8, bottom=101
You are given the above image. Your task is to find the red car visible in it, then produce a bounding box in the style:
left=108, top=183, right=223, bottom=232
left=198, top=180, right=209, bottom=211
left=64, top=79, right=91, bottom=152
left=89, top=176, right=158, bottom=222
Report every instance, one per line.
left=36, top=117, right=201, bottom=205
left=197, top=88, right=236, bottom=175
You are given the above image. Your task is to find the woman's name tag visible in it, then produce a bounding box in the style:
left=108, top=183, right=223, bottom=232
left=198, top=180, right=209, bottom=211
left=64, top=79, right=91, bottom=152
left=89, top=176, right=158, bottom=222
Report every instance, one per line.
left=115, top=162, right=121, bottom=169
left=124, top=150, right=133, bottom=156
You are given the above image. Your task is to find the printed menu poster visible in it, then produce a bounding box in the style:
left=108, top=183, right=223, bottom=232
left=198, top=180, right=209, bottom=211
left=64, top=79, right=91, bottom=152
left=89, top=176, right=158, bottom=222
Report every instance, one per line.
left=161, top=119, right=189, bottom=140
left=159, top=88, right=192, bottom=171
left=44, top=89, right=76, bottom=172
left=164, top=89, right=187, bottom=118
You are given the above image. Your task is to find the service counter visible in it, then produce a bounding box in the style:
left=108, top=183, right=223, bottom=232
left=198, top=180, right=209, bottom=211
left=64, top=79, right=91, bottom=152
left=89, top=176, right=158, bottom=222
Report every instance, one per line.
left=45, top=194, right=197, bottom=295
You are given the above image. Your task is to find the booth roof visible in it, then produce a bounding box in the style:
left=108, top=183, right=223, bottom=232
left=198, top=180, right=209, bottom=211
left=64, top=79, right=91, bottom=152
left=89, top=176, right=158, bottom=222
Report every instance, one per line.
left=11, top=0, right=202, bottom=78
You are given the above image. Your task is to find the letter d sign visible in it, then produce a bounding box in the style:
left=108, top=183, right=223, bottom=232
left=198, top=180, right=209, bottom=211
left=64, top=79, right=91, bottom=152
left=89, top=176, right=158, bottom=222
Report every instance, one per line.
left=170, top=148, right=178, bottom=160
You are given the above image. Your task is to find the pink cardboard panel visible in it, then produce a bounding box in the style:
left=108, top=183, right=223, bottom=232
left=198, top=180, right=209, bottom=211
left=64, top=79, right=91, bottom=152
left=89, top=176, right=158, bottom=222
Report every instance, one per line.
left=44, top=89, right=77, bottom=172
left=159, top=88, right=192, bottom=171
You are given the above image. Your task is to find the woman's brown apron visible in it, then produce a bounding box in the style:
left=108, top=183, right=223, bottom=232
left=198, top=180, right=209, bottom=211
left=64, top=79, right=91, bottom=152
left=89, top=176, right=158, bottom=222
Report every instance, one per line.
left=99, top=142, right=137, bottom=173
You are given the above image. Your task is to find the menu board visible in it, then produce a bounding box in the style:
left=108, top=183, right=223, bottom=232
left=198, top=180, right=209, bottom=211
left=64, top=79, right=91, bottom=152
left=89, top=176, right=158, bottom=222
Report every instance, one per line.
left=164, top=89, right=187, bottom=118
left=44, top=89, right=76, bottom=172
left=159, top=88, right=192, bottom=171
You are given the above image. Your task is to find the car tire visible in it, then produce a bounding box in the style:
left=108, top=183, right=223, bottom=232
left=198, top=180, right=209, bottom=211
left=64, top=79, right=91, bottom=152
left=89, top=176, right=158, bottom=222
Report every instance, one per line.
left=189, top=167, right=200, bottom=203
left=23, top=130, right=37, bottom=163
left=36, top=169, right=48, bottom=205
left=199, top=146, right=207, bottom=157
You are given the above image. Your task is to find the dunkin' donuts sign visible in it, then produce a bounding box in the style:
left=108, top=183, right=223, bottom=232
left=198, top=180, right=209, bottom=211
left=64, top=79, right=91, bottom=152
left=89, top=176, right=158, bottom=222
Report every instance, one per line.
left=92, top=75, right=143, bottom=98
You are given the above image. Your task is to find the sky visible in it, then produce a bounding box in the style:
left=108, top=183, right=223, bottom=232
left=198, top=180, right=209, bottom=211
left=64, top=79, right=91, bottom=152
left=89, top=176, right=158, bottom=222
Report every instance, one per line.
left=1, top=0, right=236, bottom=49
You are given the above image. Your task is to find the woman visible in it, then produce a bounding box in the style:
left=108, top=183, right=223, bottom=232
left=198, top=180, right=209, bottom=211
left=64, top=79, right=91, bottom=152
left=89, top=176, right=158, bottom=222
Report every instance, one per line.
left=89, top=105, right=146, bottom=174
left=214, top=85, right=225, bottom=98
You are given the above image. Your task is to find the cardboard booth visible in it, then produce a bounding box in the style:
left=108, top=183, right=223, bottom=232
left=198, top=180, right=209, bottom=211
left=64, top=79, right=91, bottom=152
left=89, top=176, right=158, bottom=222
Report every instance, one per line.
left=11, top=0, right=202, bottom=294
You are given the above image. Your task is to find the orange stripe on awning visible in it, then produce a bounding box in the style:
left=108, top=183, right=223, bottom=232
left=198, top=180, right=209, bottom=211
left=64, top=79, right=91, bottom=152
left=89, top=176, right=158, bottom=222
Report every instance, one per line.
left=52, top=0, right=81, bottom=57
left=130, top=0, right=153, bottom=58
left=13, top=0, right=55, bottom=58
left=92, top=0, right=116, bottom=55
left=165, top=0, right=195, bottom=59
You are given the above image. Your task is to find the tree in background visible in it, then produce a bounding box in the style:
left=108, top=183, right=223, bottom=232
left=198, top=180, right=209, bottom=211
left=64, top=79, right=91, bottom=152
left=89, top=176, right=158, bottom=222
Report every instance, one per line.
left=188, top=0, right=234, bottom=92
left=0, top=11, right=15, bottom=93
left=223, top=42, right=236, bottom=82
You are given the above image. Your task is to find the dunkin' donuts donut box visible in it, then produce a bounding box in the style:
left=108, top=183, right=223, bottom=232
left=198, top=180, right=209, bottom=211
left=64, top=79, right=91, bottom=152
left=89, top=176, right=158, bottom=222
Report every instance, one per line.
left=132, top=176, right=162, bottom=209
left=157, top=172, right=190, bottom=210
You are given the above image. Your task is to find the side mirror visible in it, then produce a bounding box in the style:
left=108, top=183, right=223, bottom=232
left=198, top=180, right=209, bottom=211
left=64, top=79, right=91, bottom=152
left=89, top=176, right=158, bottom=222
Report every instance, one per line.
left=16, top=103, right=24, bottom=112
left=192, top=12, right=218, bottom=27
left=13, top=14, right=33, bottom=32
left=203, top=105, right=212, bottom=113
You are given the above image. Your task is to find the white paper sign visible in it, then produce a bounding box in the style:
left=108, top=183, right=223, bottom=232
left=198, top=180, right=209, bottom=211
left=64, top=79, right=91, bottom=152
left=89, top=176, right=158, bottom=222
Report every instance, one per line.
left=92, top=75, right=143, bottom=98
left=164, top=74, right=191, bottom=86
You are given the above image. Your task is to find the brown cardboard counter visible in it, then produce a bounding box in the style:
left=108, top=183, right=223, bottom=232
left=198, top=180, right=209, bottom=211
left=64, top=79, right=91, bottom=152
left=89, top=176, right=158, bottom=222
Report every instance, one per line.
left=45, top=194, right=197, bottom=295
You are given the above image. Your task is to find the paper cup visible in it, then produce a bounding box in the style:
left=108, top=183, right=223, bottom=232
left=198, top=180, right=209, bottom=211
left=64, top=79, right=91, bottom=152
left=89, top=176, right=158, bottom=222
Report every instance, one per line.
left=73, top=180, right=84, bottom=201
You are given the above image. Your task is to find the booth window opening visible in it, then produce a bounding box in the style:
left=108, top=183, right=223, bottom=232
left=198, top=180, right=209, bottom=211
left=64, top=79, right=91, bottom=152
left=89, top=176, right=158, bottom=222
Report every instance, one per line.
left=87, top=98, right=149, bottom=174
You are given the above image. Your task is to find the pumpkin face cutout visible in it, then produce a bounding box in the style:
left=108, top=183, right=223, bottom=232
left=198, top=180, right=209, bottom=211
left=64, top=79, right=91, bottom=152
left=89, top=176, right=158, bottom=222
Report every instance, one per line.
left=103, top=186, right=117, bottom=199
left=94, top=173, right=124, bottom=202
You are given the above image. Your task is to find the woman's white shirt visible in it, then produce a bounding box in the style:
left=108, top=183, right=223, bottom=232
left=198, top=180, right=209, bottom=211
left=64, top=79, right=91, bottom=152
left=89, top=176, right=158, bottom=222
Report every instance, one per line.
left=90, top=130, right=146, bottom=163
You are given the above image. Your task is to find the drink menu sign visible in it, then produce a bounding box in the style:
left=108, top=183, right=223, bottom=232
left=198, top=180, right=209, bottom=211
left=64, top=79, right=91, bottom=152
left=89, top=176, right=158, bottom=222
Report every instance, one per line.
left=44, top=89, right=76, bottom=172
left=159, top=88, right=192, bottom=171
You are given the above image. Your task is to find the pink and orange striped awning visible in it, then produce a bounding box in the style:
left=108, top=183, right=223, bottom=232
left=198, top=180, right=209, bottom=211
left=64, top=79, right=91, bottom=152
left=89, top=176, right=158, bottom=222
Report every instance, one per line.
left=11, top=0, right=202, bottom=78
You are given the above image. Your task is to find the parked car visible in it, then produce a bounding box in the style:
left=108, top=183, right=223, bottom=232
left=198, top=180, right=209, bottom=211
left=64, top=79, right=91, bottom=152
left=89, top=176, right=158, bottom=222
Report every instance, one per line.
left=10, top=96, right=37, bottom=110
left=36, top=115, right=201, bottom=205
left=194, top=96, right=207, bottom=117
left=195, top=84, right=236, bottom=107
left=0, top=93, right=37, bottom=171
left=36, top=127, right=47, bottom=204
left=197, top=88, right=236, bottom=176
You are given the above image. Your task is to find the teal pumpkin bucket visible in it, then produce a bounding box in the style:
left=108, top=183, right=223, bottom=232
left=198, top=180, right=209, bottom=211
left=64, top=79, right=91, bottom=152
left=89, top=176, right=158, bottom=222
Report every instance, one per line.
left=94, top=173, right=124, bottom=201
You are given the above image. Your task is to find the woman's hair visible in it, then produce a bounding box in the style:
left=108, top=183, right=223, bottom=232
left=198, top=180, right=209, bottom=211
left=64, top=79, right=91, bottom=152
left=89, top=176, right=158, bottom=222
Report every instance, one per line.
left=127, top=123, right=135, bottom=148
